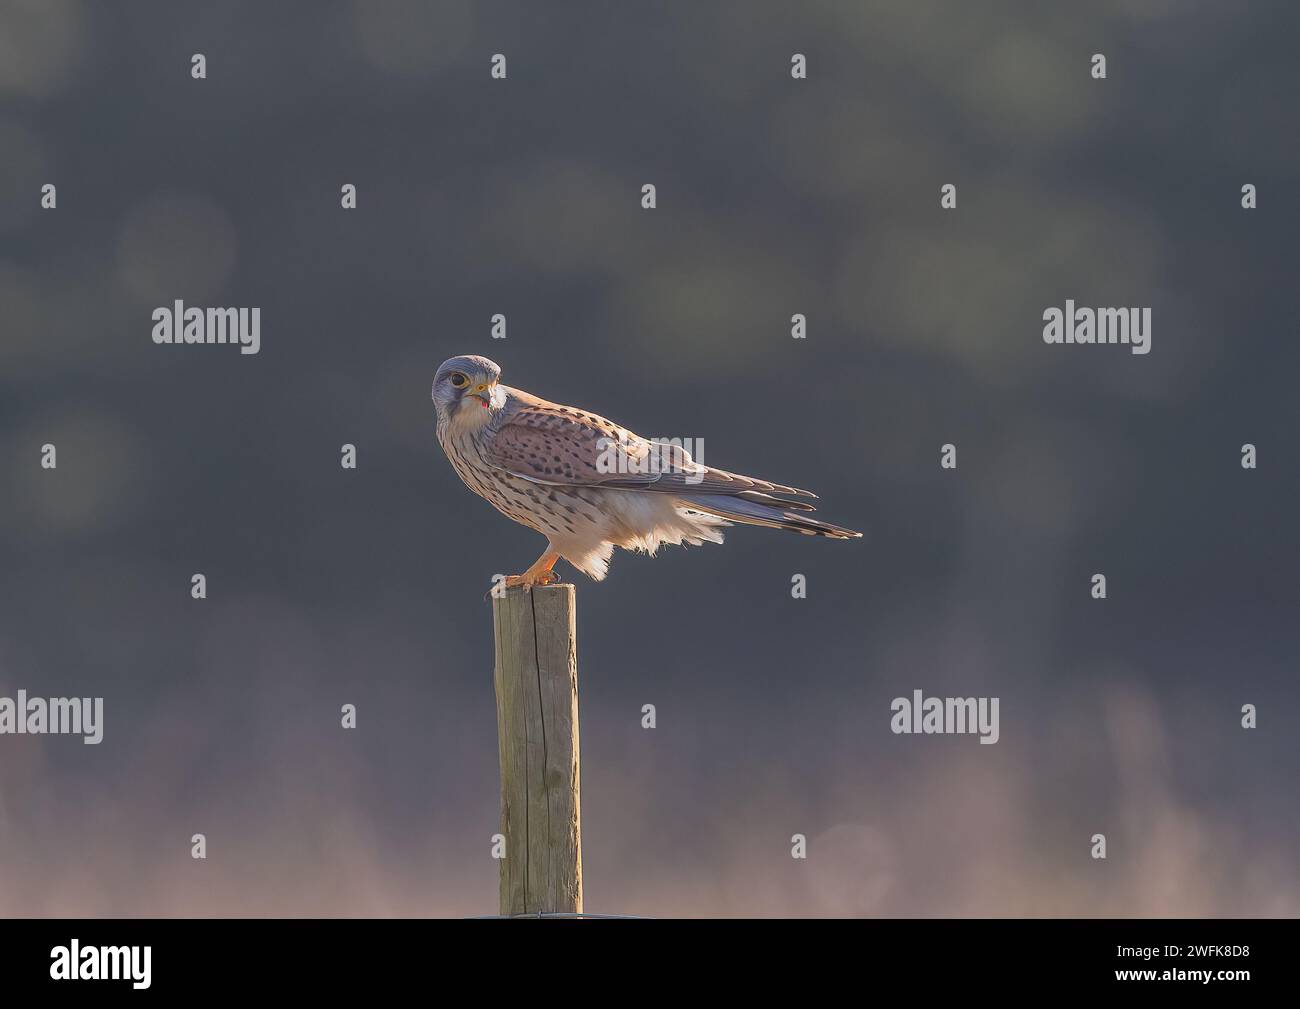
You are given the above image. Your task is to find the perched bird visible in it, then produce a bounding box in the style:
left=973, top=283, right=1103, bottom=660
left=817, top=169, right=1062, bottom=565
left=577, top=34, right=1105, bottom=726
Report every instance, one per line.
left=432, top=355, right=861, bottom=587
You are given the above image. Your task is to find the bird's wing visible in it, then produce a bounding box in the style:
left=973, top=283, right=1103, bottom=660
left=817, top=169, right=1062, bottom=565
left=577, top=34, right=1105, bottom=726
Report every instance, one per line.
left=483, top=391, right=818, bottom=503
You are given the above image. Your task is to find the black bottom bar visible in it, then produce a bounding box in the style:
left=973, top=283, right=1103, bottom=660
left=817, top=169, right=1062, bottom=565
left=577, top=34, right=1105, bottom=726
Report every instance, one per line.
left=1, top=918, right=1286, bottom=995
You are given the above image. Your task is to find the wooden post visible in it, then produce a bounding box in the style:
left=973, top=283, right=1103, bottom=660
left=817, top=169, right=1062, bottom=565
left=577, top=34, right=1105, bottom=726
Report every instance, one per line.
left=490, top=584, right=582, bottom=916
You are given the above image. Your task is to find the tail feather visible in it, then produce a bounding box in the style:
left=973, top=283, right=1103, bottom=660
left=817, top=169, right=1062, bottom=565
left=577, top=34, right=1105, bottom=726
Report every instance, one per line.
left=679, top=493, right=861, bottom=540
left=732, top=488, right=818, bottom=512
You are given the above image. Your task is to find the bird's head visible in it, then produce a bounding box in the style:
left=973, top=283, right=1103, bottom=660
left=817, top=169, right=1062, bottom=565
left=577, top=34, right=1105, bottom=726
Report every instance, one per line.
left=432, top=355, right=505, bottom=428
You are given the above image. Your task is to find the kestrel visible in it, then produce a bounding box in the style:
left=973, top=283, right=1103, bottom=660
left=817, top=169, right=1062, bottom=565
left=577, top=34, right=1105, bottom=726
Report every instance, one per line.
left=432, top=355, right=861, bottom=587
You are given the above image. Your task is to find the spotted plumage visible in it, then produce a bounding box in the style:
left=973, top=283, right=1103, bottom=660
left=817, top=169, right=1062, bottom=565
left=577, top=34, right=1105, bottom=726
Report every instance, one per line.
left=432, top=355, right=861, bottom=585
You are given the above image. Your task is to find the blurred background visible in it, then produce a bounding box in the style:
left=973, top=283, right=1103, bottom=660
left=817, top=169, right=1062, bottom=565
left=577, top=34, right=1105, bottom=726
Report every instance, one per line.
left=1, top=0, right=1296, bottom=916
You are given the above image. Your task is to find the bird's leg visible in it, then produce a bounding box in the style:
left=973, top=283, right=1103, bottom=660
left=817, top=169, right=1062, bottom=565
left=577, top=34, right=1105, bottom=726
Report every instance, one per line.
left=503, top=550, right=561, bottom=589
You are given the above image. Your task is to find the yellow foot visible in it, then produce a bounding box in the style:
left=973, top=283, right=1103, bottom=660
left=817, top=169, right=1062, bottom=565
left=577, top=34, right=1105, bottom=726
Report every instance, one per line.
left=503, top=569, right=560, bottom=589
left=486, top=552, right=562, bottom=600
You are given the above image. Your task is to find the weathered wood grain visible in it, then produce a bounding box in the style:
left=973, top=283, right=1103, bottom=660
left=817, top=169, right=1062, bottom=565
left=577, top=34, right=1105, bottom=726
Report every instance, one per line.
left=491, top=584, right=582, bottom=916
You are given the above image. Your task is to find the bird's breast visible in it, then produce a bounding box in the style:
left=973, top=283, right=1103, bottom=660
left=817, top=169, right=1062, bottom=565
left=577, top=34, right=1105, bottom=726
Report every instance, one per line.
left=441, top=431, right=563, bottom=534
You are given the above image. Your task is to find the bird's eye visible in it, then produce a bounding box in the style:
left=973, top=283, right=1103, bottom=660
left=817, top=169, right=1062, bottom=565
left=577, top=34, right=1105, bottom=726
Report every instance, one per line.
left=449, top=373, right=468, bottom=388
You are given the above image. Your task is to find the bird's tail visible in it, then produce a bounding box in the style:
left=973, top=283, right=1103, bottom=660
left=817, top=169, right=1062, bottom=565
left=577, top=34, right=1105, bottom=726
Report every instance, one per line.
left=677, top=492, right=862, bottom=540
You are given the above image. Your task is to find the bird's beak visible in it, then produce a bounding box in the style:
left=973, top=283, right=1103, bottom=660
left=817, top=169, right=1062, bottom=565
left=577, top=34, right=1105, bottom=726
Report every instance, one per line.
left=469, top=381, right=494, bottom=407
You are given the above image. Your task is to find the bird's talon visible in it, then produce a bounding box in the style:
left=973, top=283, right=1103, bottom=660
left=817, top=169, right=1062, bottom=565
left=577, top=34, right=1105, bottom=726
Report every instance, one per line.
left=486, top=566, right=559, bottom=599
